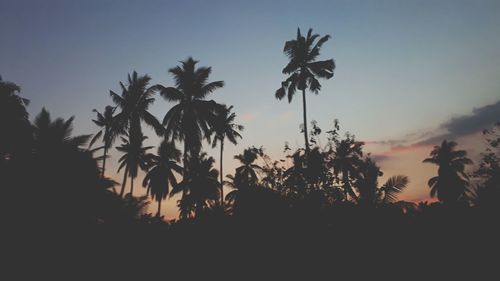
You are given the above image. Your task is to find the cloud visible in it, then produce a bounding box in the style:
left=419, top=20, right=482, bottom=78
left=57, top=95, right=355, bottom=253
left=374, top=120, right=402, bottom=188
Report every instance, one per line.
left=369, top=143, right=431, bottom=163
left=370, top=154, right=390, bottom=162
left=416, top=100, right=500, bottom=145
left=366, top=130, right=438, bottom=147
left=369, top=100, right=500, bottom=161
left=240, top=112, right=258, bottom=122
left=365, top=139, right=408, bottom=147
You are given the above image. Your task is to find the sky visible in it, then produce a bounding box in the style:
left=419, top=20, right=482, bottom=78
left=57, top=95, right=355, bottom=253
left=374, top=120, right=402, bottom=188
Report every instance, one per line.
left=2, top=0, right=500, bottom=219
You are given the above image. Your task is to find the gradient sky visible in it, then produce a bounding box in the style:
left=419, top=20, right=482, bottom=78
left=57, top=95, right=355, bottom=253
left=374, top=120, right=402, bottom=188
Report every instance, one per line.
left=2, top=0, right=500, bottom=218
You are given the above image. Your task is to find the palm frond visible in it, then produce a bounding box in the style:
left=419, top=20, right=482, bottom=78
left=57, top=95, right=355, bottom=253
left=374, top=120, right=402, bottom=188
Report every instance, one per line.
left=381, top=175, right=409, bottom=203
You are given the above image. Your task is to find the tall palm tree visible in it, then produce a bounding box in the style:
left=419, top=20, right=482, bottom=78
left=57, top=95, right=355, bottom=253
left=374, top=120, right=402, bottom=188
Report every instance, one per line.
left=329, top=136, right=364, bottom=202
left=89, top=105, right=122, bottom=178
left=234, top=147, right=263, bottom=188
left=142, top=141, right=183, bottom=217
left=210, top=104, right=243, bottom=206
left=110, top=71, right=163, bottom=146
left=171, top=153, right=220, bottom=219
left=0, top=77, right=32, bottom=162
left=153, top=57, right=223, bottom=172
left=275, top=28, right=335, bottom=154
left=116, top=134, right=153, bottom=197
left=356, top=158, right=409, bottom=206
left=423, top=140, right=473, bottom=204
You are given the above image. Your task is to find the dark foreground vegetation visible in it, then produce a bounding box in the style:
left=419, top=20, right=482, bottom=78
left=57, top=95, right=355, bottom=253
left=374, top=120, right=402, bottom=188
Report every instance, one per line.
left=1, top=28, right=499, bottom=275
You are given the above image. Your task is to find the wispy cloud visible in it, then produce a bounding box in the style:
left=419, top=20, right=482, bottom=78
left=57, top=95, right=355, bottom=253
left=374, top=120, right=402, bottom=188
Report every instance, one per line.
left=239, top=111, right=258, bottom=122
left=416, top=100, right=500, bottom=145
left=369, top=100, right=500, bottom=162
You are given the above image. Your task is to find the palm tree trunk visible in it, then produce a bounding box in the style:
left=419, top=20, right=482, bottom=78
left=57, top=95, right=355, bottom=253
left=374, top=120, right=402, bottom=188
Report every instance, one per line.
left=183, top=141, right=189, bottom=173
left=195, top=201, right=203, bottom=219
left=343, top=171, right=358, bottom=202
left=119, top=168, right=128, bottom=197
left=130, top=176, right=134, bottom=197
left=343, top=172, right=349, bottom=201
left=182, top=141, right=189, bottom=199
left=157, top=199, right=161, bottom=217
left=302, top=89, right=310, bottom=154
left=220, top=139, right=224, bottom=207
left=101, top=145, right=108, bottom=178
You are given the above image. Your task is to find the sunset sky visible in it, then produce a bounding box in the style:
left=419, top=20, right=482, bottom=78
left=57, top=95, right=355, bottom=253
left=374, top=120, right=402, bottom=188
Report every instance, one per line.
left=2, top=0, right=499, bottom=218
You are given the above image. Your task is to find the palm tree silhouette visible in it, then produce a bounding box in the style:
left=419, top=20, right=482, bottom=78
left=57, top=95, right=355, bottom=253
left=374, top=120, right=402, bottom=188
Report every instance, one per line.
left=234, top=147, right=263, bottom=188
left=142, top=140, right=183, bottom=217
left=356, top=158, right=409, bottom=206
left=89, top=105, right=122, bottom=178
left=210, top=104, right=243, bottom=206
left=32, top=108, right=91, bottom=155
left=30, top=109, right=114, bottom=223
left=329, top=136, right=364, bottom=202
left=172, top=152, right=220, bottom=219
left=423, top=140, right=473, bottom=204
left=116, top=134, right=153, bottom=197
left=153, top=58, right=223, bottom=172
left=283, top=150, right=308, bottom=194
left=1, top=77, right=32, bottom=162
left=110, top=71, right=163, bottom=147
left=224, top=174, right=241, bottom=205
left=275, top=28, right=335, bottom=154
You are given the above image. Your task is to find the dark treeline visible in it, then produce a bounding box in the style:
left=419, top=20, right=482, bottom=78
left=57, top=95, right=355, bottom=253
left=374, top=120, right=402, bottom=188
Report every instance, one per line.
left=1, top=28, right=499, bottom=275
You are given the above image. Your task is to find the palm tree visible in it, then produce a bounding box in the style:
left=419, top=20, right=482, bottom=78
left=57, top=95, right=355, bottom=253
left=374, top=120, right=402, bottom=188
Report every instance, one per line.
left=283, top=150, right=308, bottom=194
left=89, top=105, right=122, bottom=178
left=234, top=147, right=263, bottom=188
left=32, top=108, right=91, bottom=155
left=210, top=104, right=243, bottom=206
left=0, top=77, right=32, bottom=162
left=423, top=140, right=473, bottom=204
left=356, top=158, right=409, bottom=206
left=224, top=174, right=241, bottom=205
left=329, top=136, right=364, bottom=202
left=142, top=141, right=183, bottom=217
left=110, top=71, right=163, bottom=147
left=171, top=153, right=220, bottom=219
left=275, top=28, right=335, bottom=154
left=116, top=134, right=153, bottom=197
left=153, top=57, right=223, bottom=173
left=29, top=109, right=107, bottom=222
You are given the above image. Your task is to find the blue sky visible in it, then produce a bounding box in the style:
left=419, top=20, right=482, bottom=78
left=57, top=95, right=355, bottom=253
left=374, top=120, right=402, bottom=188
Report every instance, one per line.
left=2, top=0, right=499, bottom=217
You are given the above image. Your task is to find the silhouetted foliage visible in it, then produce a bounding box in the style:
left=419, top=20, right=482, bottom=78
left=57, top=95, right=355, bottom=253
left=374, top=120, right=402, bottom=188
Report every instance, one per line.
left=470, top=123, right=500, bottom=210
left=356, top=157, right=409, bottom=206
left=0, top=76, right=32, bottom=164
left=423, top=140, right=472, bottom=204
left=234, top=146, right=264, bottom=188
left=328, top=129, right=364, bottom=201
left=2, top=42, right=499, bottom=274
left=172, top=152, right=220, bottom=219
